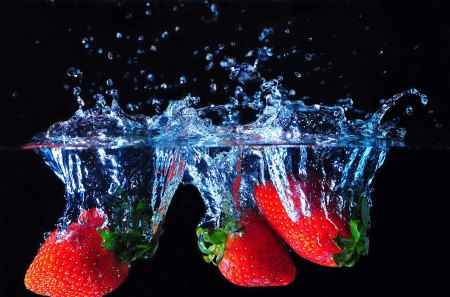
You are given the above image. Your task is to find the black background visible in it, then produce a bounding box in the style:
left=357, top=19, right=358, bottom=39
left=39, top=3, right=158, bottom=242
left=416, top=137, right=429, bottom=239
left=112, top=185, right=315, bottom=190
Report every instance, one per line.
left=1, top=1, right=449, bottom=297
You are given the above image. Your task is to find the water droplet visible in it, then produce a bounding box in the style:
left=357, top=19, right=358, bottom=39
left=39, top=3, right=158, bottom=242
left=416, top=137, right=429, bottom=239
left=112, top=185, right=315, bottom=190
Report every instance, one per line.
left=294, top=72, right=302, bottom=78
left=305, top=53, right=315, bottom=61
left=205, top=62, right=214, bottom=71
left=289, top=90, right=296, bottom=96
left=126, top=103, right=138, bottom=111
left=378, top=50, right=384, bottom=55
left=307, top=37, right=313, bottom=42
left=210, top=83, right=217, bottom=93
left=73, top=86, right=81, bottom=96
left=405, top=106, right=413, bottom=116
left=67, top=67, right=83, bottom=78
left=147, top=74, right=154, bottom=82
left=259, top=27, right=274, bottom=41
left=245, top=50, right=254, bottom=57
left=107, top=52, right=114, bottom=60
left=160, top=83, right=168, bottom=89
left=420, top=94, right=428, bottom=105
left=179, top=76, right=187, bottom=84
left=174, top=26, right=180, bottom=32
left=206, top=53, right=213, bottom=61
left=284, top=28, right=290, bottom=34
left=138, top=35, right=144, bottom=41
left=11, top=91, right=19, bottom=98
left=106, top=79, right=113, bottom=87
left=161, top=31, right=169, bottom=39
left=145, top=9, right=152, bottom=16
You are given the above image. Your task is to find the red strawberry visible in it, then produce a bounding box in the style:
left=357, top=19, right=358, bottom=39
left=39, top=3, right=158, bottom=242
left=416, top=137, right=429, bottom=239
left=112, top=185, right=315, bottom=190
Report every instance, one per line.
left=254, top=174, right=369, bottom=267
left=25, top=208, right=129, bottom=297
left=25, top=194, right=161, bottom=297
left=197, top=210, right=296, bottom=287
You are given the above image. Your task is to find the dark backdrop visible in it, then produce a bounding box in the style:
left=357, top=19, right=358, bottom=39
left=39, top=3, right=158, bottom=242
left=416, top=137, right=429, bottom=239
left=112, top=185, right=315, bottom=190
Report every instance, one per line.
left=0, top=1, right=449, bottom=297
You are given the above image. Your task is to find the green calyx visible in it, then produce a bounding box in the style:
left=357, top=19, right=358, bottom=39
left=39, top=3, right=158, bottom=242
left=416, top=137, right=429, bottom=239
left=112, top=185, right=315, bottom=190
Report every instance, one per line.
left=333, top=194, right=370, bottom=267
left=196, top=221, right=239, bottom=266
left=98, top=190, right=161, bottom=264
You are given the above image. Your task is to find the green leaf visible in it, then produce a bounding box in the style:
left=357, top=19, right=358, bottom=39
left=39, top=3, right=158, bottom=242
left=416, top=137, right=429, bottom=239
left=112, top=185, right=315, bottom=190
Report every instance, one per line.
left=136, top=199, right=146, bottom=212
left=361, top=198, right=369, bottom=230
left=196, top=227, right=229, bottom=266
left=333, top=193, right=370, bottom=267
left=350, top=220, right=361, bottom=242
left=208, top=229, right=228, bottom=244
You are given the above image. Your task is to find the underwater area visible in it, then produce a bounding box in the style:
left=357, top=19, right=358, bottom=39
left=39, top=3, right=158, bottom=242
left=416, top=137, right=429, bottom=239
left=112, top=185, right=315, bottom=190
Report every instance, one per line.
left=0, top=1, right=449, bottom=297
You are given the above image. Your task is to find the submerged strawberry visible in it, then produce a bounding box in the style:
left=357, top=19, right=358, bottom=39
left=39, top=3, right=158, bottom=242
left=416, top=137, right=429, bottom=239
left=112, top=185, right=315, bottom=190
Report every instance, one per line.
left=26, top=192, right=160, bottom=297
left=254, top=174, right=369, bottom=267
left=25, top=209, right=129, bottom=297
left=197, top=210, right=296, bottom=287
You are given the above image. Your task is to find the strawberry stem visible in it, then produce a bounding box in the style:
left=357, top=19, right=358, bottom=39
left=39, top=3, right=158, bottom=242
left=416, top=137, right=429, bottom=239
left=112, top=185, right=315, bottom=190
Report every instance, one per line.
left=98, top=190, right=161, bottom=264
left=196, top=220, right=239, bottom=266
left=333, top=193, right=370, bottom=267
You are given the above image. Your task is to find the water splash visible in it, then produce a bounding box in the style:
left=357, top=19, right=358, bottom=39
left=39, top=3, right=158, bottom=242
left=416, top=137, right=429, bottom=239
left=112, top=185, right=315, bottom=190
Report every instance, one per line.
left=22, top=1, right=435, bottom=279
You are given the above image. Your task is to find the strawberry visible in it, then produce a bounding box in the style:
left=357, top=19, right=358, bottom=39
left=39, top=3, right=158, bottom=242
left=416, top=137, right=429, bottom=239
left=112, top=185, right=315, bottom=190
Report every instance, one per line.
left=254, top=174, right=369, bottom=267
left=25, top=208, right=129, bottom=297
left=25, top=192, right=161, bottom=297
left=197, top=210, right=296, bottom=287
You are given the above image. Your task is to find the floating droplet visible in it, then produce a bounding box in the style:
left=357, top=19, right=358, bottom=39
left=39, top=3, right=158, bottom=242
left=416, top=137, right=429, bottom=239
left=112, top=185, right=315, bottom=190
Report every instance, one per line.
left=210, top=83, right=217, bottom=93
left=305, top=53, right=315, bottom=61
left=259, top=27, right=274, bottom=41
left=405, top=106, right=413, bottom=116
left=420, top=94, right=428, bottom=105
left=67, top=67, right=83, bottom=78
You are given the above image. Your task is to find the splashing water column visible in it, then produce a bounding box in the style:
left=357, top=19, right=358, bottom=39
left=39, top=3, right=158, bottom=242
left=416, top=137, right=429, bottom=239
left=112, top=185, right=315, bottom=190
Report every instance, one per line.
left=24, top=146, right=186, bottom=296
